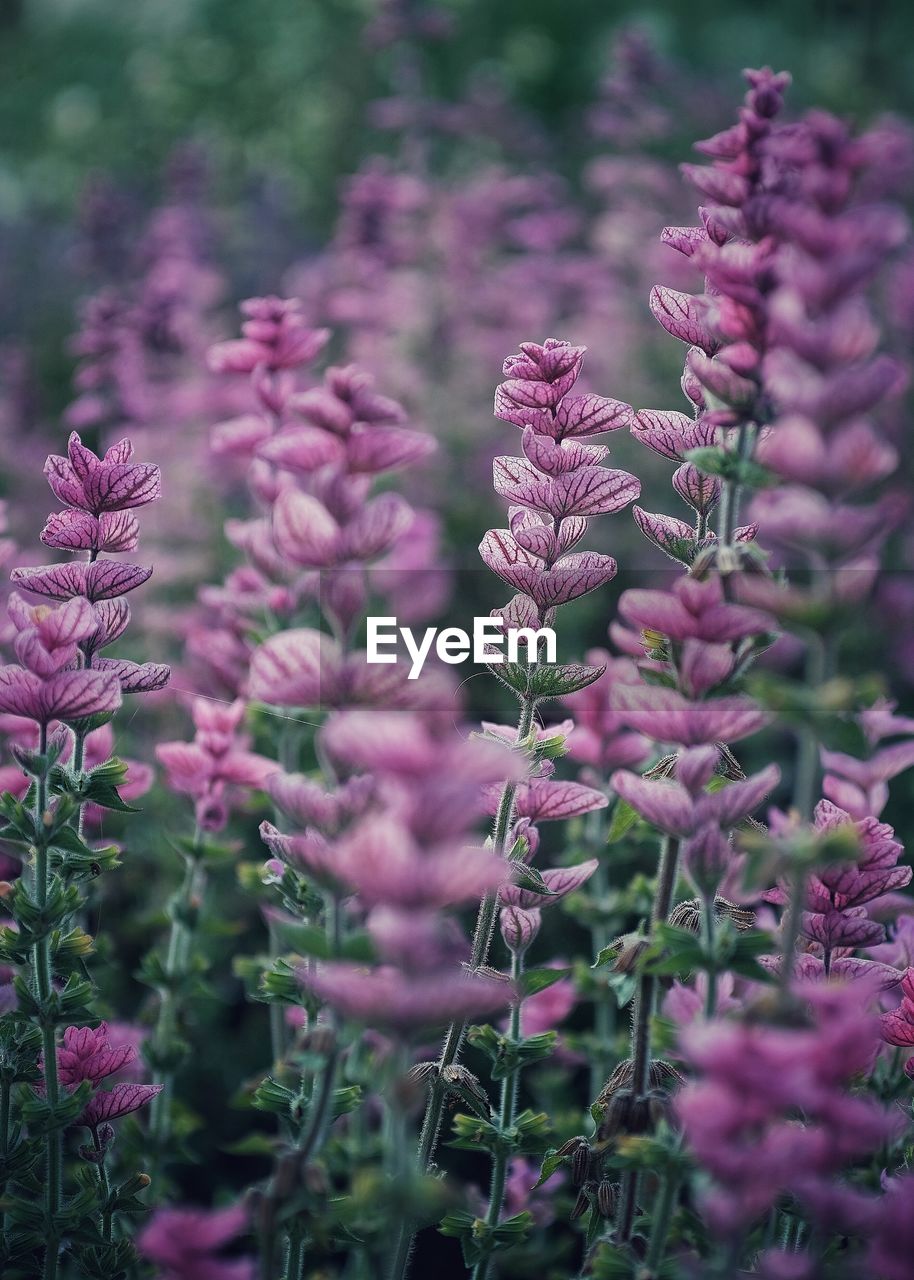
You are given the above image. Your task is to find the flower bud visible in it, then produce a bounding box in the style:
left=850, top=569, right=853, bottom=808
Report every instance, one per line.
left=597, top=1180, right=618, bottom=1219
left=499, top=905, right=541, bottom=955
left=571, top=1142, right=591, bottom=1187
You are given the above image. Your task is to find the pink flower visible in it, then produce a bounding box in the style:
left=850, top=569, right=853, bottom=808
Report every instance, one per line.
left=44, top=433, right=161, bottom=516
left=520, top=973, right=577, bottom=1036
left=42, top=1022, right=162, bottom=1137
left=611, top=684, right=771, bottom=747
left=483, top=337, right=638, bottom=625
left=208, top=296, right=328, bottom=374
left=156, top=698, right=278, bottom=831
left=138, top=1202, right=254, bottom=1280
left=303, top=964, right=511, bottom=1033
left=0, top=664, right=121, bottom=725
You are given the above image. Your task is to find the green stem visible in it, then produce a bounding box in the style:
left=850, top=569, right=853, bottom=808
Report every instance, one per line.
left=644, top=1170, right=679, bottom=1272
left=701, top=894, right=717, bottom=1019
left=93, top=1131, right=112, bottom=1242
left=72, top=729, right=88, bottom=841
left=285, top=1228, right=305, bottom=1280
left=792, top=633, right=827, bottom=821
left=617, top=835, right=680, bottom=1247
left=148, top=828, right=204, bottom=1167
left=472, top=950, right=524, bottom=1280
left=272, top=895, right=343, bottom=1278
left=33, top=727, right=61, bottom=1279
left=780, top=634, right=828, bottom=1002
left=717, top=422, right=757, bottom=546
left=587, top=814, right=613, bottom=1100
left=388, top=691, right=537, bottom=1280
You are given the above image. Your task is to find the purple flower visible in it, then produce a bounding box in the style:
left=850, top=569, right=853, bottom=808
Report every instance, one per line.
left=611, top=760, right=778, bottom=837
left=483, top=338, right=638, bottom=624
left=676, top=981, right=895, bottom=1239
left=44, top=433, right=161, bottom=517
left=500, top=859, right=598, bottom=909
left=157, top=698, right=278, bottom=831
left=303, top=964, right=511, bottom=1033
left=138, top=1202, right=254, bottom=1280
left=618, top=575, right=772, bottom=645
left=500, top=905, right=541, bottom=953
left=611, top=684, right=770, bottom=747
left=41, top=1022, right=162, bottom=1137
left=208, top=296, right=329, bottom=374
left=0, top=663, right=120, bottom=725
left=56, top=1022, right=137, bottom=1089
left=80, top=1082, right=163, bottom=1131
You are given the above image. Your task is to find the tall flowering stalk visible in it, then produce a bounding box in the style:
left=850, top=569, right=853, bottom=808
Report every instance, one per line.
left=390, top=338, right=638, bottom=1278
left=189, top=296, right=466, bottom=1277
left=535, top=68, right=792, bottom=1260
left=545, top=66, right=914, bottom=1276
left=0, top=432, right=167, bottom=1278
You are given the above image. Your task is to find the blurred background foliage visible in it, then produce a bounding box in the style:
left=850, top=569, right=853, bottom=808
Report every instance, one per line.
left=1, top=0, right=911, bottom=423
left=2, top=0, right=913, bottom=221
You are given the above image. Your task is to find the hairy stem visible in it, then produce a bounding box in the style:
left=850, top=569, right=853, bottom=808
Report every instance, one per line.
left=645, top=1169, right=679, bottom=1272
left=471, top=950, right=524, bottom=1280
left=780, top=634, right=828, bottom=1002
left=93, top=1130, right=112, bottom=1242
left=617, top=835, right=680, bottom=1247
left=587, top=813, right=613, bottom=1100
left=702, top=894, right=717, bottom=1019
left=148, top=827, right=204, bottom=1168
left=33, top=728, right=61, bottom=1279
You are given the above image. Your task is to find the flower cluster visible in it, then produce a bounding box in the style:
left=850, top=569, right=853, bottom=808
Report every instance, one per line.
left=198, top=297, right=439, bottom=703
left=12, top=431, right=169, bottom=698
left=265, top=709, right=520, bottom=1031
left=631, top=66, right=791, bottom=564
left=480, top=338, right=638, bottom=620
left=156, top=697, right=278, bottom=832
left=763, top=800, right=910, bottom=987
left=676, top=983, right=896, bottom=1240
left=50, top=1022, right=161, bottom=1144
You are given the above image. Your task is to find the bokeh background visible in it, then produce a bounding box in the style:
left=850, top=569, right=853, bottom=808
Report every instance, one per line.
left=3, top=0, right=914, bottom=407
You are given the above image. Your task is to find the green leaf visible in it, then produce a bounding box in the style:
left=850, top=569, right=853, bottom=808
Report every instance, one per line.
left=527, top=663, right=605, bottom=700
left=492, top=1209, right=533, bottom=1248
left=520, top=967, right=571, bottom=998
left=487, top=659, right=530, bottom=697
left=641, top=924, right=705, bottom=977
left=606, top=799, right=639, bottom=845
left=437, top=1209, right=477, bottom=1237
left=606, top=971, right=638, bottom=1008
left=533, top=1146, right=565, bottom=1189
left=510, top=864, right=556, bottom=896
left=685, top=445, right=774, bottom=489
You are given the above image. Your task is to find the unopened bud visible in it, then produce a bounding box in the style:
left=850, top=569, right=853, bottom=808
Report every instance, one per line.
left=499, top=905, right=541, bottom=954
left=597, top=1180, right=618, bottom=1219
left=570, top=1189, right=590, bottom=1221
left=571, top=1143, right=591, bottom=1187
